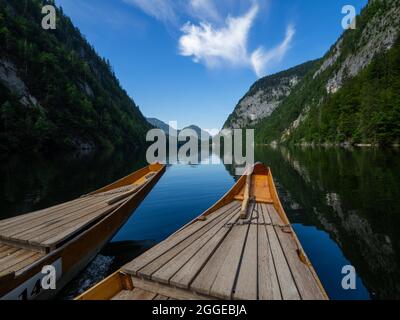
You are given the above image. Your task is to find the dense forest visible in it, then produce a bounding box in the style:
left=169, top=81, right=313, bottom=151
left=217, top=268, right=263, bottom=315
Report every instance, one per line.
left=291, top=36, right=400, bottom=145
left=254, top=0, right=400, bottom=146
left=223, top=60, right=318, bottom=130
left=0, top=0, right=151, bottom=153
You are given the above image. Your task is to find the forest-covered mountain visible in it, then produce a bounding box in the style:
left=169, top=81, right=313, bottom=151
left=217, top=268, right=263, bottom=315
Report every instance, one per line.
left=223, top=60, right=318, bottom=129
left=224, top=0, right=400, bottom=146
left=0, top=0, right=151, bottom=153
left=146, top=118, right=210, bottom=141
left=146, top=118, right=174, bottom=135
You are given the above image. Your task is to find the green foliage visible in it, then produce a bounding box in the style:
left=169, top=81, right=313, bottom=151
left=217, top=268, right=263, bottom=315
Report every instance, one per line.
left=291, top=35, right=400, bottom=146
left=224, top=60, right=318, bottom=129
left=255, top=0, right=400, bottom=146
left=0, top=0, right=151, bottom=153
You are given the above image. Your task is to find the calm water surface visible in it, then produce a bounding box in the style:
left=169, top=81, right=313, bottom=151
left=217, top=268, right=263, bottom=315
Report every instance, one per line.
left=1, top=146, right=399, bottom=300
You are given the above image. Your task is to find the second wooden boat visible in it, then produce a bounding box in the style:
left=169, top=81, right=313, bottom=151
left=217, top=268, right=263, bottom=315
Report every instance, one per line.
left=76, top=163, right=328, bottom=300
left=0, top=163, right=166, bottom=300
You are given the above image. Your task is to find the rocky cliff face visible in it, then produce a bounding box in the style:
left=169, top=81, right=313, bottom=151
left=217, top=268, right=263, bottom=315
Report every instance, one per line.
left=317, top=0, right=400, bottom=95
left=0, top=59, right=39, bottom=107
left=223, top=60, right=317, bottom=129
left=0, top=0, right=151, bottom=153
left=254, top=0, right=400, bottom=145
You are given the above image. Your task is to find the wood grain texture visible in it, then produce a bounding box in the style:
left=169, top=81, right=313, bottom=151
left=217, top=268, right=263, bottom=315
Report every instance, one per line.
left=75, top=163, right=327, bottom=301
left=257, top=203, right=282, bottom=300
left=151, top=204, right=240, bottom=285
left=170, top=205, right=241, bottom=289
left=233, top=203, right=258, bottom=300
left=123, top=201, right=238, bottom=275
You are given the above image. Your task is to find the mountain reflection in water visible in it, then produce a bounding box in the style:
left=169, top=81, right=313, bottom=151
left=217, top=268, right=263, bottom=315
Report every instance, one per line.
left=1, top=146, right=399, bottom=299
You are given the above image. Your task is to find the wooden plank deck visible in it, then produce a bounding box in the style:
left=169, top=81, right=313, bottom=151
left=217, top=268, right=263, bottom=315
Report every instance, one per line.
left=123, top=200, right=325, bottom=300
left=0, top=177, right=152, bottom=253
left=112, top=288, right=174, bottom=301
left=0, top=244, right=44, bottom=277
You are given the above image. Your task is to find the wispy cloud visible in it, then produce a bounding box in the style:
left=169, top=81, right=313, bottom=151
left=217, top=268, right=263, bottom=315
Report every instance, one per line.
left=188, top=0, right=221, bottom=23
left=123, top=0, right=222, bottom=24
left=123, top=0, right=179, bottom=24
left=179, top=4, right=258, bottom=68
left=124, top=0, right=295, bottom=77
left=251, top=24, right=295, bottom=77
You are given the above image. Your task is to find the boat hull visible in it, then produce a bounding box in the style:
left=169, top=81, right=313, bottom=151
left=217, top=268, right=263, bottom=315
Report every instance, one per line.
left=0, top=164, right=166, bottom=300
left=76, top=163, right=328, bottom=301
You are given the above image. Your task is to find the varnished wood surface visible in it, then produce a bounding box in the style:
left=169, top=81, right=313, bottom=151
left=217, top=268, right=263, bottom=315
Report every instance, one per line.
left=76, top=163, right=328, bottom=301
left=0, top=244, right=44, bottom=278
left=0, top=174, right=156, bottom=251
left=123, top=201, right=325, bottom=300
left=0, top=164, right=165, bottom=295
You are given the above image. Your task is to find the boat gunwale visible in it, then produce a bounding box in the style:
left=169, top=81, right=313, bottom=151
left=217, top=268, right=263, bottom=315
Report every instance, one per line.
left=75, top=162, right=329, bottom=301
left=0, top=163, right=166, bottom=299
left=266, top=166, right=329, bottom=300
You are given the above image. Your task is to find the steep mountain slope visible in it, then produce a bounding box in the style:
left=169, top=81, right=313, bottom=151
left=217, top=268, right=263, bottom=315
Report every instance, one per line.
left=223, top=60, right=318, bottom=129
left=255, top=0, right=400, bottom=145
left=182, top=125, right=211, bottom=140
left=146, top=118, right=173, bottom=135
left=146, top=118, right=210, bottom=140
left=0, top=0, right=151, bottom=153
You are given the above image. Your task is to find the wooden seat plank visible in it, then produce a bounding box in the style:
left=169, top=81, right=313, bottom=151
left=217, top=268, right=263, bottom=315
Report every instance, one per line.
left=0, top=246, right=20, bottom=259
left=233, top=202, right=258, bottom=300
left=0, top=195, right=108, bottom=238
left=151, top=204, right=240, bottom=284
left=170, top=206, right=241, bottom=289
left=0, top=252, right=43, bottom=276
left=275, top=226, right=325, bottom=300
left=265, top=225, right=300, bottom=300
left=132, top=276, right=215, bottom=300
left=0, top=200, right=126, bottom=251
left=265, top=204, right=284, bottom=226
left=111, top=288, right=157, bottom=300
left=0, top=183, right=141, bottom=235
left=191, top=212, right=250, bottom=299
left=0, top=244, right=16, bottom=255
left=72, top=164, right=327, bottom=301
left=256, top=203, right=282, bottom=300
left=138, top=204, right=237, bottom=279
left=0, top=196, right=97, bottom=231
left=13, top=195, right=115, bottom=240
left=0, top=250, right=38, bottom=273
left=37, top=198, right=128, bottom=246
left=208, top=227, right=251, bottom=299
left=260, top=203, right=272, bottom=225
left=264, top=205, right=300, bottom=300
left=122, top=201, right=239, bottom=276
left=5, top=199, right=111, bottom=240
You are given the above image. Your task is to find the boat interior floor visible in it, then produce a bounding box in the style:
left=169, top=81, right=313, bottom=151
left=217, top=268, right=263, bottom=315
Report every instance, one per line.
left=0, top=243, right=44, bottom=278
left=121, top=200, right=325, bottom=300
left=0, top=173, right=157, bottom=254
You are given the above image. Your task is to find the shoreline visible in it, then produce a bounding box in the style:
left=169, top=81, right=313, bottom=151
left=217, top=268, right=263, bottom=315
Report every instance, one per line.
left=258, top=142, right=400, bottom=149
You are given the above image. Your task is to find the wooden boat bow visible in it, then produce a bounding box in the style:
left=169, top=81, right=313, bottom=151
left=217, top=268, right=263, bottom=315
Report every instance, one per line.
left=76, top=162, right=328, bottom=301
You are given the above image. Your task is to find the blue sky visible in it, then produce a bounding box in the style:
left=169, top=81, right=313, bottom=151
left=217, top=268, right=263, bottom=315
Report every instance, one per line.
left=55, top=0, right=368, bottom=131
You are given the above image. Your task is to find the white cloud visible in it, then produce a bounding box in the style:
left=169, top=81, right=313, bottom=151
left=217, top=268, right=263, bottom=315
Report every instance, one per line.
left=179, top=4, right=258, bottom=68
left=124, top=0, right=295, bottom=77
left=189, top=0, right=221, bottom=22
left=123, top=0, right=178, bottom=24
left=123, top=0, right=219, bottom=25
left=251, top=25, right=295, bottom=77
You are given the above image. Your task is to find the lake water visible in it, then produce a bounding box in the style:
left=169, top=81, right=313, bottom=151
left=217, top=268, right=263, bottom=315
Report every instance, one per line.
left=1, top=146, right=399, bottom=300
